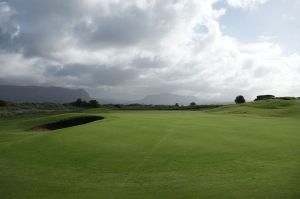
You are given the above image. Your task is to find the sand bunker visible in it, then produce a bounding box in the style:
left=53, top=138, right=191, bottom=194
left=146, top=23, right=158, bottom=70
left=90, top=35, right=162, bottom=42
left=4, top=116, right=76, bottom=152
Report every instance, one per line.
left=30, top=115, right=104, bottom=131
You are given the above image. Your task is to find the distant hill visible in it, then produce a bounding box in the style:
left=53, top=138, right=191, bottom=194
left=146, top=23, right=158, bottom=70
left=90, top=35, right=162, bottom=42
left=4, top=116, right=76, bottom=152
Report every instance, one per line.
left=95, top=97, right=131, bottom=105
left=207, top=99, right=300, bottom=117
left=134, top=93, right=203, bottom=105
left=0, top=85, right=91, bottom=103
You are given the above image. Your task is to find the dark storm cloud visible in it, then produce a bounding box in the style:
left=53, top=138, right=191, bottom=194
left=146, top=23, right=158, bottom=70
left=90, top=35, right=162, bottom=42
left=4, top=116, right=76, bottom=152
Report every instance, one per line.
left=3, top=0, right=176, bottom=57
left=0, top=29, right=12, bottom=49
left=131, top=56, right=167, bottom=69
left=74, top=7, right=152, bottom=48
left=0, top=75, right=39, bottom=86
left=72, top=4, right=176, bottom=49
left=0, top=2, right=19, bottom=51
left=47, top=64, right=139, bottom=86
left=1, top=0, right=85, bottom=57
left=73, top=14, right=152, bottom=48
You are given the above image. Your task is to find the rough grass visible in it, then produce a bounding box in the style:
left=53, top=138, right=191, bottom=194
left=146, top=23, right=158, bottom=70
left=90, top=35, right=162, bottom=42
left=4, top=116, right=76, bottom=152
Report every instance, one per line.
left=0, top=103, right=80, bottom=118
left=0, top=100, right=299, bottom=199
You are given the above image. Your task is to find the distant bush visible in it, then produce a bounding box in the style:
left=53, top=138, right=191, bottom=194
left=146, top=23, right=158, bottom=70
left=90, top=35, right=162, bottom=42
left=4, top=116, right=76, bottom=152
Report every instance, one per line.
left=73, top=98, right=83, bottom=107
left=128, top=103, right=141, bottom=106
left=69, top=98, right=100, bottom=108
left=275, top=97, right=296, bottom=100
left=0, top=100, right=7, bottom=107
left=114, top=104, right=121, bottom=108
left=255, top=95, right=275, bottom=101
left=97, top=103, right=221, bottom=111
left=235, top=95, right=246, bottom=104
left=89, top=100, right=99, bottom=108
left=190, top=102, right=196, bottom=106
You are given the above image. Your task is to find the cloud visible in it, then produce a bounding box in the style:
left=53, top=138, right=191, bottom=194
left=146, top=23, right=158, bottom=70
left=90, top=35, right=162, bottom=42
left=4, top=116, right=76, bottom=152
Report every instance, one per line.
left=0, top=2, right=19, bottom=50
left=47, top=63, right=139, bottom=86
left=0, top=0, right=299, bottom=102
left=226, top=0, right=269, bottom=9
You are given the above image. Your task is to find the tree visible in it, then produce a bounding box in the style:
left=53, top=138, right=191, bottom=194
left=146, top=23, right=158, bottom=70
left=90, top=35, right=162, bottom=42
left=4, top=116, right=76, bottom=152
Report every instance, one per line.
left=174, top=103, right=179, bottom=107
left=235, top=95, right=246, bottom=104
left=89, top=100, right=99, bottom=108
left=190, top=102, right=196, bottom=106
left=0, top=100, right=6, bottom=107
left=74, top=98, right=82, bottom=107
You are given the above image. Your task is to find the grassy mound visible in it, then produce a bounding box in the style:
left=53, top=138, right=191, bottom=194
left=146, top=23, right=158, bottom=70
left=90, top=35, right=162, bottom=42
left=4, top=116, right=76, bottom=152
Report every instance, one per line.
left=207, top=99, right=300, bottom=117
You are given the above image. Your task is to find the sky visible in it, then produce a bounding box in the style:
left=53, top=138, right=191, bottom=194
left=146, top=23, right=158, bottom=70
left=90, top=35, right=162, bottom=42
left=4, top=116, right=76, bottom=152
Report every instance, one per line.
left=0, top=0, right=299, bottom=102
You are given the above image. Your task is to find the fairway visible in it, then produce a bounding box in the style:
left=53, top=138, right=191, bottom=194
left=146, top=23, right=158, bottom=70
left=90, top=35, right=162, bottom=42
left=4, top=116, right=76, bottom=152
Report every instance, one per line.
left=0, top=108, right=300, bottom=198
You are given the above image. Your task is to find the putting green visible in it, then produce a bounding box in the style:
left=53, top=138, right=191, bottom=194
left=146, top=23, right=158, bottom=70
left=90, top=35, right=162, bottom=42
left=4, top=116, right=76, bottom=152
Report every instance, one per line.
left=0, top=102, right=300, bottom=198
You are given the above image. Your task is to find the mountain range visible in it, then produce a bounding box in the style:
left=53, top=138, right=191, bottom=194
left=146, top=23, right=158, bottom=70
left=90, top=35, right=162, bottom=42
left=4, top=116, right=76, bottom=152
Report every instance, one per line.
left=0, top=85, right=91, bottom=103
left=0, top=85, right=216, bottom=105
left=134, top=93, right=202, bottom=105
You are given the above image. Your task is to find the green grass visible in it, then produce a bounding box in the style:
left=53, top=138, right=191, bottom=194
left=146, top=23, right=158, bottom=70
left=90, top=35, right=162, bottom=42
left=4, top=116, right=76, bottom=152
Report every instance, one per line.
left=0, top=100, right=300, bottom=199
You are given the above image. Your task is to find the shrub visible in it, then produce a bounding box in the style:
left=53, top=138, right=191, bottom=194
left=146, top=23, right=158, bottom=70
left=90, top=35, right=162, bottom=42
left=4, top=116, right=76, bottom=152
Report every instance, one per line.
left=70, top=98, right=99, bottom=108
left=74, top=98, right=83, bottom=107
left=255, top=95, right=275, bottom=101
left=0, top=100, right=7, bottom=107
left=190, top=102, right=196, bottom=106
left=89, top=100, right=99, bottom=108
left=235, top=95, right=246, bottom=104
left=276, top=97, right=296, bottom=100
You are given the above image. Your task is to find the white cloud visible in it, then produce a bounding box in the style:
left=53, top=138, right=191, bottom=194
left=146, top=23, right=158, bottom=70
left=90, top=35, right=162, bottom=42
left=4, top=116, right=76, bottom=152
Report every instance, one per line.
left=0, top=0, right=299, bottom=102
left=226, top=0, right=269, bottom=9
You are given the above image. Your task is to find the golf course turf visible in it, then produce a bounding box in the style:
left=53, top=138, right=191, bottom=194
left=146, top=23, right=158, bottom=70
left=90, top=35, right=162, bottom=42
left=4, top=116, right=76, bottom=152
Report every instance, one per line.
left=0, top=100, right=299, bottom=198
